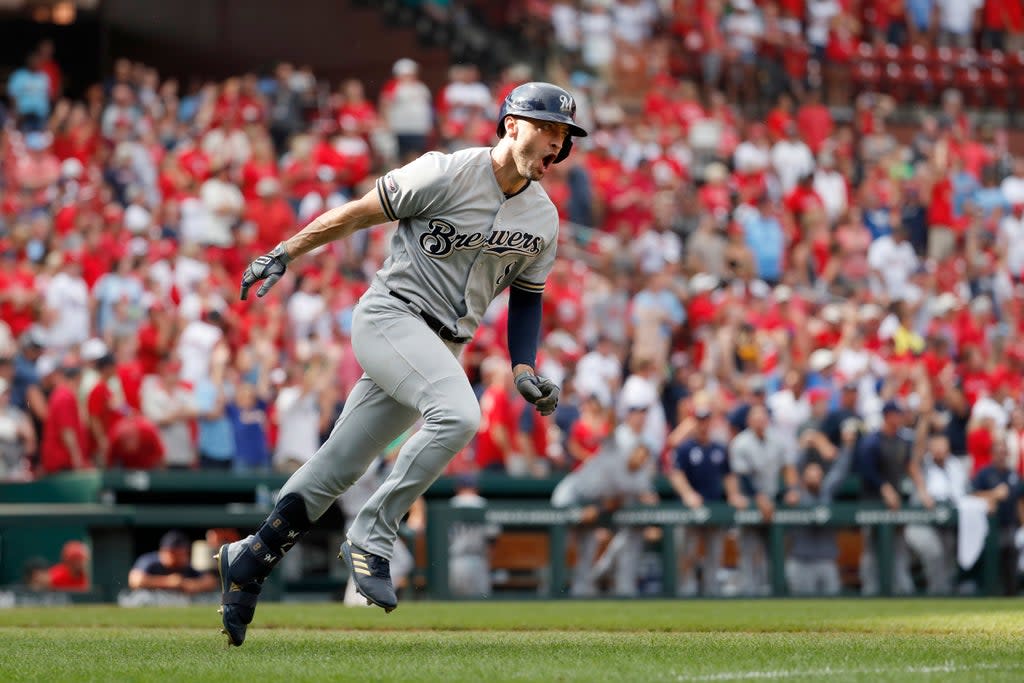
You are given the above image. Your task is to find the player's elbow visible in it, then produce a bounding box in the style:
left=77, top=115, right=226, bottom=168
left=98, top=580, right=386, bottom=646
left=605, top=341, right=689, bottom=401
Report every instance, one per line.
left=127, top=570, right=146, bottom=590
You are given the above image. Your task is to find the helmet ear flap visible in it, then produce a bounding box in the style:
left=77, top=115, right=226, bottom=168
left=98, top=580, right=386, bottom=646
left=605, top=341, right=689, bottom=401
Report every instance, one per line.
left=496, top=111, right=514, bottom=139
left=554, top=135, right=573, bottom=164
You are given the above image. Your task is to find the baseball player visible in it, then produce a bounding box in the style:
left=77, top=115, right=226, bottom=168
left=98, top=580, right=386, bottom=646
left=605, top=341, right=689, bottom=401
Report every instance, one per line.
left=214, top=82, right=587, bottom=646
left=551, top=404, right=659, bottom=596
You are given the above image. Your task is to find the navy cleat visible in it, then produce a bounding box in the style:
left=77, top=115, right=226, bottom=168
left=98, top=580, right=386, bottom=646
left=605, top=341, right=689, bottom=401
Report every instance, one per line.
left=340, top=541, right=397, bottom=613
left=215, top=536, right=276, bottom=646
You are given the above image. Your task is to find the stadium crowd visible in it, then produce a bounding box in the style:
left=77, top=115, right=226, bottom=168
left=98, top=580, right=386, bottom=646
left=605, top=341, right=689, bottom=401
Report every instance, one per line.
left=4, top=0, right=1024, bottom=596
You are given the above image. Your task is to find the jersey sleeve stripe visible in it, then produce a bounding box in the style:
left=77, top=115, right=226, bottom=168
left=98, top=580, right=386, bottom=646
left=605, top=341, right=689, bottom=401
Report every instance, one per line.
left=511, top=279, right=545, bottom=293
left=376, top=177, right=398, bottom=222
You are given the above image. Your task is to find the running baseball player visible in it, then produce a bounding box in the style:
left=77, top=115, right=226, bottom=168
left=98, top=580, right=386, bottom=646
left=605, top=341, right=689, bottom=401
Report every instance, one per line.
left=215, top=82, right=587, bottom=646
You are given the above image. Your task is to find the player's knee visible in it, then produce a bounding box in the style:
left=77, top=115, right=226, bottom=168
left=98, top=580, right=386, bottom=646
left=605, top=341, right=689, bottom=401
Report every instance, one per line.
left=445, top=400, right=481, bottom=444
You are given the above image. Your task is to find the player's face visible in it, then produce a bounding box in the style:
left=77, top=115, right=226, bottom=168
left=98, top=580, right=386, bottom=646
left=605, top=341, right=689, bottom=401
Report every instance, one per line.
left=511, top=117, right=568, bottom=181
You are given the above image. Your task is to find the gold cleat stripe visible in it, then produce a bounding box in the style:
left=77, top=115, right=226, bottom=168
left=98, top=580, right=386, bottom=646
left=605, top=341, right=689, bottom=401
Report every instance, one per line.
left=353, top=560, right=369, bottom=568
left=351, top=552, right=366, bottom=560
left=354, top=567, right=371, bottom=576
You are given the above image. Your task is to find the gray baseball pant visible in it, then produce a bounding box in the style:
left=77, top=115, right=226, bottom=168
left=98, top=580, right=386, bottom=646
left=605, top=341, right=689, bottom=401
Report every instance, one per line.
left=278, top=288, right=480, bottom=560
left=785, top=558, right=840, bottom=595
left=904, top=525, right=956, bottom=595
left=678, top=526, right=726, bottom=596
left=450, top=555, right=491, bottom=597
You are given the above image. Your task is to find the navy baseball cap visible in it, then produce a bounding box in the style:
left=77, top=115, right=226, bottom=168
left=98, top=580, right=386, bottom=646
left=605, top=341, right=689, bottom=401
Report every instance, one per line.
left=160, top=530, right=191, bottom=550
left=455, top=473, right=479, bottom=490
left=882, top=400, right=904, bottom=415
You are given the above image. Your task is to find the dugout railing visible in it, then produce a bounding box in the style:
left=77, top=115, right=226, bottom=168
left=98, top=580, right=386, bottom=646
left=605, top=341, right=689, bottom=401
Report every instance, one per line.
left=425, top=501, right=1002, bottom=599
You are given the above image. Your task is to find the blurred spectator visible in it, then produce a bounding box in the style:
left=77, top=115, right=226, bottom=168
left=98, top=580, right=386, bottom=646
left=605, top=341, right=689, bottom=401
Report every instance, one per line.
left=227, top=378, right=272, bottom=473
left=273, top=360, right=327, bottom=472
left=381, top=59, right=432, bottom=161
left=6, top=51, right=51, bottom=131
left=580, top=0, right=616, bottom=78
left=906, top=0, right=936, bottom=45
left=729, top=404, right=797, bottom=595
left=906, top=432, right=968, bottom=594
left=141, top=355, right=197, bottom=470
left=475, top=357, right=519, bottom=473
left=176, top=310, right=225, bottom=386
left=11, top=131, right=60, bottom=196
left=266, top=63, right=305, bottom=156
left=197, top=162, right=245, bottom=248
left=92, top=254, right=144, bottom=339
left=972, top=439, right=1024, bottom=595
left=48, top=540, right=89, bottom=591
left=723, top=0, right=763, bottom=109
left=806, top=0, right=841, bottom=62
left=448, top=473, right=499, bottom=598
left=42, top=253, right=91, bottom=356
left=785, top=451, right=851, bottom=596
left=565, top=391, right=612, bottom=471
left=858, top=400, right=915, bottom=595
left=771, top=121, right=815, bottom=194
left=85, top=349, right=128, bottom=465
left=618, top=356, right=669, bottom=454
left=936, top=0, right=982, bottom=48
left=669, top=404, right=743, bottom=596
left=36, top=40, right=61, bottom=100
left=574, top=335, right=623, bottom=401
left=868, top=225, right=920, bottom=301
left=127, top=530, right=217, bottom=595
left=194, top=344, right=235, bottom=469
left=101, top=84, right=140, bottom=140
left=727, top=375, right=768, bottom=436
left=39, top=359, right=89, bottom=475
left=0, top=376, right=35, bottom=480
left=106, top=414, right=165, bottom=469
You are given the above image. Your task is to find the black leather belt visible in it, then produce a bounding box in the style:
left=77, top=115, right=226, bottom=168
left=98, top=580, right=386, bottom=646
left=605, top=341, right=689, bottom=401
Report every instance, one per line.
left=388, top=290, right=470, bottom=344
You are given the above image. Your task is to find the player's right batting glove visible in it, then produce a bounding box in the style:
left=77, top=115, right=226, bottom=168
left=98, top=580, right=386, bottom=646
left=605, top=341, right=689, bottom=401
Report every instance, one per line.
left=515, top=372, right=560, bottom=416
left=240, top=243, right=291, bottom=300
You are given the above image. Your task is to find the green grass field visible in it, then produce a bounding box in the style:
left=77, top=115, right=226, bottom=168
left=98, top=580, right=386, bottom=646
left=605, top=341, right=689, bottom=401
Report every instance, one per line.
left=0, top=599, right=1022, bottom=682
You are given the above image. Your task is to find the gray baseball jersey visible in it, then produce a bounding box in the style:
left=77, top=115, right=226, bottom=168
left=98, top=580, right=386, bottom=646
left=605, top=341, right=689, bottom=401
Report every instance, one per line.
left=374, top=147, right=559, bottom=338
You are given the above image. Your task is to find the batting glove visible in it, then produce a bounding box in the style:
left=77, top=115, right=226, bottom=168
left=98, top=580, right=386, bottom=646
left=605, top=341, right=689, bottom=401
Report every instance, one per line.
left=515, top=372, right=560, bottom=416
left=240, top=243, right=291, bottom=300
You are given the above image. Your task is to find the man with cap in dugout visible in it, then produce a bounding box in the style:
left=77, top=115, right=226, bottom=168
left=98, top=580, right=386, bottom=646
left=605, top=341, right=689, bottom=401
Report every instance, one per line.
left=48, top=540, right=90, bottom=591
left=128, top=531, right=217, bottom=595
left=448, top=473, right=499, bottom=598
left=670, top=404, right=745, bottom=596
left=552, top=404, right=659, bottom=597
left=857, top=399, right=915, bottom=595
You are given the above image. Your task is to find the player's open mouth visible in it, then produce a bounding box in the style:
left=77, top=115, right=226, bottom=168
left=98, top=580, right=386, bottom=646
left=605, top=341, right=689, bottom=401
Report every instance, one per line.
left=541, top=154, right=556, bottom=170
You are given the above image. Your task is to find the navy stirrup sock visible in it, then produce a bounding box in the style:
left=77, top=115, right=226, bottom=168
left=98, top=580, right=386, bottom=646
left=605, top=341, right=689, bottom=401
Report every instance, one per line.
left=235, top=493, right=313, bottom=583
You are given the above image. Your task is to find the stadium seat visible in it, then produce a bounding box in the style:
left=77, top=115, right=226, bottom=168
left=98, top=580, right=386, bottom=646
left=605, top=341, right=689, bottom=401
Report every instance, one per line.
left=852, top=60, right=880, bottom=92
left=907, top=63, right=933, bottom=105
left=984, top=68, right=1009, bottom=109
left=901, top=44, right=929, bottom=67
left=955, top=66, right=983, bottom=108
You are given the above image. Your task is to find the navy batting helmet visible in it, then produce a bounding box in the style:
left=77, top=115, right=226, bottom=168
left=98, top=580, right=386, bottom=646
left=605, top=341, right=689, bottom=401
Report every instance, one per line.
left=496, top=82, right=588, bottom=163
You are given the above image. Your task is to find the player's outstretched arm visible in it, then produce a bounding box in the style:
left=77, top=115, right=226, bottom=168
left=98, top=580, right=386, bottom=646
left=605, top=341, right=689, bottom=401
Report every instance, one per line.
left=282, top=187, right=389, bottom=260
left=240, top=188, right=388, bottom=299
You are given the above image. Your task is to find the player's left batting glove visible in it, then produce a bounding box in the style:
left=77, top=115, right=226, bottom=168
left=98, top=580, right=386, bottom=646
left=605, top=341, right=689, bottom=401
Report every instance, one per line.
left=240, top=242, right=291, bottom=300
left=515, top=372, right=560, bottom=416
